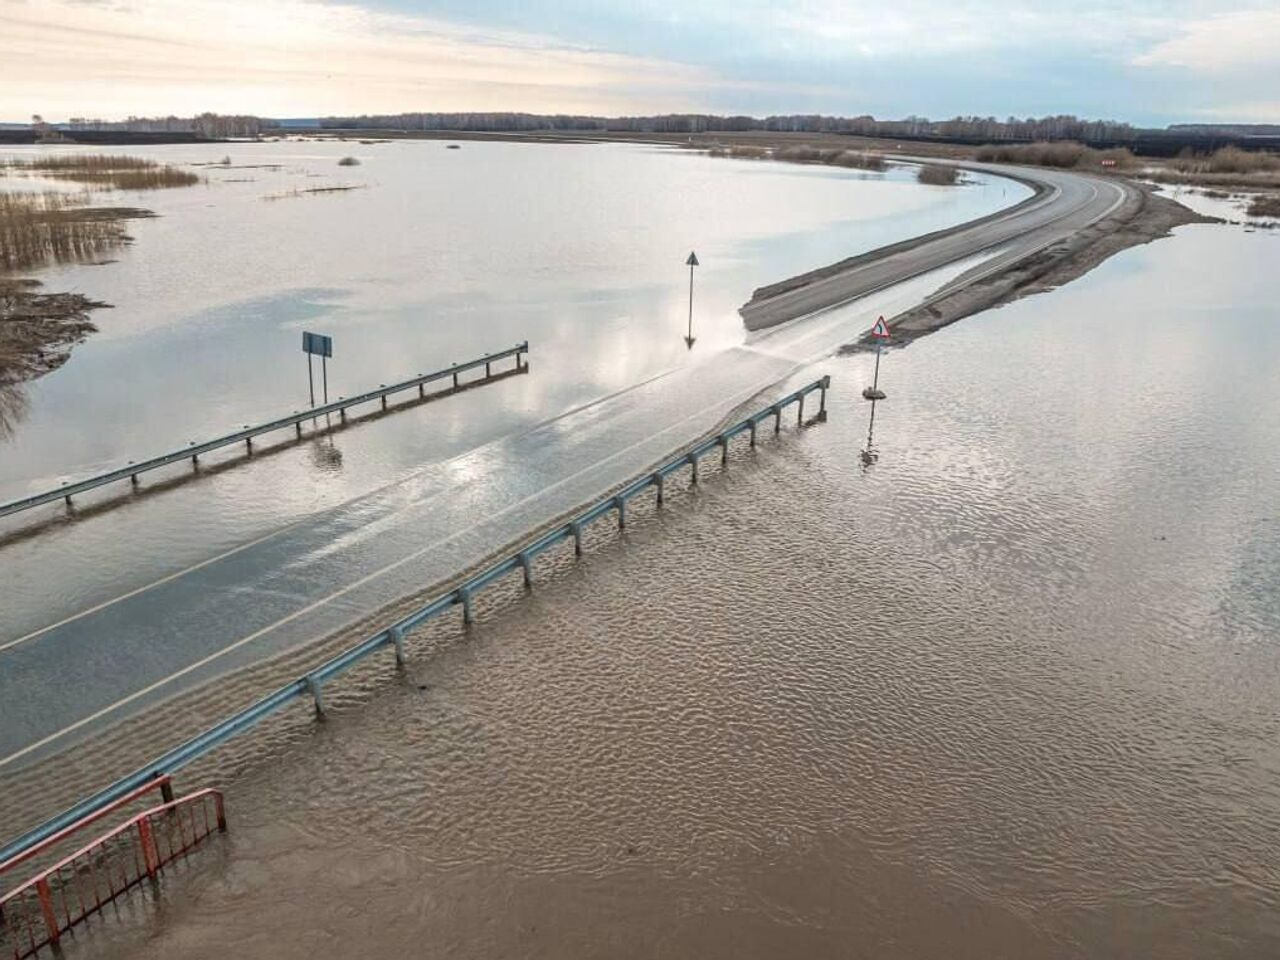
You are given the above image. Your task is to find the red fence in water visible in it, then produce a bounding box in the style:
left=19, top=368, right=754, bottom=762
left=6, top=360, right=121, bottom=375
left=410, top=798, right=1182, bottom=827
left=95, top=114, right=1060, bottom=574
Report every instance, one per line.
left=0, top=789, right=225, bottom=959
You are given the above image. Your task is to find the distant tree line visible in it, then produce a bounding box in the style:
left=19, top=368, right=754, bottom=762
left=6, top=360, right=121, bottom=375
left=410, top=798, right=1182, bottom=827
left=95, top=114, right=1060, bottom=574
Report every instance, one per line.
left=312, top=111, right=1140, bottom=142
left=63, top=113, right=263, bottom=138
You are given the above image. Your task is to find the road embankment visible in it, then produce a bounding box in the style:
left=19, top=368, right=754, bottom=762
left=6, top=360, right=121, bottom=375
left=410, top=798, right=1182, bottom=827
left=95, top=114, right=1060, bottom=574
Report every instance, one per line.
left=738, top=161, right=1216, bottom=343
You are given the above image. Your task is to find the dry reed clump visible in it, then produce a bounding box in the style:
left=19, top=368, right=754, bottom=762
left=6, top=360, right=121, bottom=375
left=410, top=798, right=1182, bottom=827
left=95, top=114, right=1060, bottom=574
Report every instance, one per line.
left=337, top=156, right=361, bottom=166
left=707, top=144, right=771, bottom=160
left=0, top=191, right=134, bottom=271
left=974, top=141, right=1137, bottom=170
left=1247, top=194, right=1280, bottom=217
left=917, top=163, right=960, bottom=185
left=2, top=154, right=200, bottom=190
left=829, top=150, right=887, bottom=171
left=1170, top=146, right=1280, bottom=175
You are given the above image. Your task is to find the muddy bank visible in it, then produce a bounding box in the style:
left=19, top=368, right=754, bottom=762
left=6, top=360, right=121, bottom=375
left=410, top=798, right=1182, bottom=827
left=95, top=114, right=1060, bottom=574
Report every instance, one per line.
left=861, top=182, right=1216, bottom=348
left=0, top=278, right=105, bottom=382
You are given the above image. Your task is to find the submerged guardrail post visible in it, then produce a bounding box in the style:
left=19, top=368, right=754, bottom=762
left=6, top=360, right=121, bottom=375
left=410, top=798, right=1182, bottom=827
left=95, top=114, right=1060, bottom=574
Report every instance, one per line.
left=305, top=676, right=326, bottom=718
left=719, top=434, right=729, bottom=465
left=688, top=452, right=699, bottom=485
left=797, top=394, right=805, bottom=425
left=749, top=421, right=758, bottom=448
left=819, top=375, right=830, bottom=416
left=773, top=405, right=782, bottom=434
left=390, top=626, right=406, bottom=667
left=653, top=472, right=664, bottom=506
left=459, top=586, right=474, bottom=625
left=518, top=550, right=534, bottom=588
left=571, top=520, right=584, bottom=556
left=452, top=364, right=459, bottom=388
left=614, top=496, right=627, bottom=529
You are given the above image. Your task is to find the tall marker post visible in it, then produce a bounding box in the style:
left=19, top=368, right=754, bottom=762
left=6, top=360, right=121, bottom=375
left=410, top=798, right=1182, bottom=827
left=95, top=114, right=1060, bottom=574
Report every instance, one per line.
left=684, top=250, right=699, bottom=349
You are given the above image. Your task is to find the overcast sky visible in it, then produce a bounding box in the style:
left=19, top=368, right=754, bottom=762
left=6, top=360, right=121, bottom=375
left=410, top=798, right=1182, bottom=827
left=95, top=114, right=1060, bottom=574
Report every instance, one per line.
left=2, top=0, right=1278, bottom=124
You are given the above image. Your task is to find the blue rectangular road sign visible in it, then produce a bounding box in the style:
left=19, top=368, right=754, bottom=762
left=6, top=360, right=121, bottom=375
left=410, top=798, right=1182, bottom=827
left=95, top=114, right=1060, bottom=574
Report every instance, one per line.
left=302, top=331, right=333, bottom=358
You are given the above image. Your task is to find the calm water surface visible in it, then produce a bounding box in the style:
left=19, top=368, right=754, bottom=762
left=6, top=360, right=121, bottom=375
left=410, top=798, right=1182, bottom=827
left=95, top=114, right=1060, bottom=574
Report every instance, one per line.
left=32, top=217, right=1279, bottom=958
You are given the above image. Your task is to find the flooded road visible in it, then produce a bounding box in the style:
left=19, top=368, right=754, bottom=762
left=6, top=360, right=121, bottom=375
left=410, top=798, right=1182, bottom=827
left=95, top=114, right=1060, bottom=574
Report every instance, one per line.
left=28, top=216, right=1280, bottom=958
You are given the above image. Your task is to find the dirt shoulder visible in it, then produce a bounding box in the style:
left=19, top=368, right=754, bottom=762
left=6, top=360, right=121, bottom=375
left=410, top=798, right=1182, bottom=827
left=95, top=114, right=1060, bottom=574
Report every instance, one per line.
left=862, top=180, right=1215, bottom=348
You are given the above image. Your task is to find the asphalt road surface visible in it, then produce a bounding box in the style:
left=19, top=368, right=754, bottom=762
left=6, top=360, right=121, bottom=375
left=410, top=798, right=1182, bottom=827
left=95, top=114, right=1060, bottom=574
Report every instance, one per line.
left=0, top=161, right=1133, bottom=771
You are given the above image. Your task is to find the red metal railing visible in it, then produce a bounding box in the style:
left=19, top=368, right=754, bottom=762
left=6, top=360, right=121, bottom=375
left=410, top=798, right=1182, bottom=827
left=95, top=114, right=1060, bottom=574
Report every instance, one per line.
left=0, top=789, right=225, bottom=960
left=0, top=777, right=174, bottom=882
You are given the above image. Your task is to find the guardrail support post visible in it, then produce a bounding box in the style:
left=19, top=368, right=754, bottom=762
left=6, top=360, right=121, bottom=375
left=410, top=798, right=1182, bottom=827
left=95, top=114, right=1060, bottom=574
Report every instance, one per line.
left=36, top=877, right=59, bottom=946
left=774, top=405, right=782, bottom=434
left=719, top=434, right=729, bottom=466
left=654, top=472, right=664, bottom=506
left=390, top=625, right=406, bottom=667
left=305, top=676, right=326, bottom=718
left=518, top=551, right=534, bottom=588
left=459, top=587, right=474, bottom=625
left=614, top=496, right=626, bottom=529
left=418, top=382, right=425, bottom=398
left=571, top=521, right=584, bottom=556
left=160, top=779, right=175, bottom=804
left=688, top=453, right=699, bottom=485
left=381, top=395, right=388, bottom=410
left=485, top=361, right=491, bottom=377
left=749, top=421, right=757, bottom=448
left=215, top=793, right=228, bottom=832
left=452, top=366, right=459, bottom=388
left=295, top=422, right=302, bottom=438
left=819, top=376, right=829, bottom=416
left=797, top=394, right=805, bottom=425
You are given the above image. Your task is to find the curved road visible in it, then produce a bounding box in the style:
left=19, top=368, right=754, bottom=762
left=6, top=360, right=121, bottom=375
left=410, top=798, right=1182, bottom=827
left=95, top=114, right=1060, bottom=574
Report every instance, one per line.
left=0, top=160, right=1135, bottom=778
left=741, top=160, right=1133, bottom=329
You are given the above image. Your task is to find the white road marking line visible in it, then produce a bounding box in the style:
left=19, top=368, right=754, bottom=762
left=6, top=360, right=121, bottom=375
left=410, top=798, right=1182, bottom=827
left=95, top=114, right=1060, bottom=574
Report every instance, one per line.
left=0, top=522, right=307, bottom=654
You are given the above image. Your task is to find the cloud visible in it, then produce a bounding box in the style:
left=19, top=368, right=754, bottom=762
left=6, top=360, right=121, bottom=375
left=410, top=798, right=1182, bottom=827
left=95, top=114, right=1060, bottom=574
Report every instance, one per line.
left=1133, top=9, right=1280, bottom=70
left=0, top=0, right=722, bottom=119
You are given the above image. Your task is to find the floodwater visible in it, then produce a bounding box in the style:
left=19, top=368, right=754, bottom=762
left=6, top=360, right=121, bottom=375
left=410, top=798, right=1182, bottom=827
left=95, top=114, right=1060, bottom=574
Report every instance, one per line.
left=0, top=139, right=1022, bottom=635
left=31, top=215, right=1280, bottom=958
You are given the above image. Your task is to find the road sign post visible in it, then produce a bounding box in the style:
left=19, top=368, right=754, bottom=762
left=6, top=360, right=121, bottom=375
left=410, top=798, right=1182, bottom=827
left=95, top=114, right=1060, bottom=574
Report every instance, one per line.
left=684, top=251, right=699, bottom=349
left=863, top=316, right=890, bottom=401
left=302, top=332, right=334, bottom=408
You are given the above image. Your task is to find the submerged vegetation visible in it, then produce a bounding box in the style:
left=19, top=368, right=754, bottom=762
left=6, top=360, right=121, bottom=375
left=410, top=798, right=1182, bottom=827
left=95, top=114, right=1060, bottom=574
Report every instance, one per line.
left=1, top=154, right=200, bottom=191
left=0, top=191, right=146, bottom=271
left=337, top=156, right=361, bottom=166
left=707, top=142, right=887, bottom=172
left=917, top=163, right=960, bottom=185
left=261, top=184, right=364, bottom=201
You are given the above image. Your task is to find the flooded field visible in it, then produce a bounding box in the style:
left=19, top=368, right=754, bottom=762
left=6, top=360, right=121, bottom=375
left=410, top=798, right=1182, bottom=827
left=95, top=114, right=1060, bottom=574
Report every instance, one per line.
left=33, top=216, right=1280, bottom=959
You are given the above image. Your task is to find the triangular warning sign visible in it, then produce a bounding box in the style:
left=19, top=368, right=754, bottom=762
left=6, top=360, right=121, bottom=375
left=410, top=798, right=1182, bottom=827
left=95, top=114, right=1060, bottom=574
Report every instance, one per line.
left=871, top=316, right=890, bottom=339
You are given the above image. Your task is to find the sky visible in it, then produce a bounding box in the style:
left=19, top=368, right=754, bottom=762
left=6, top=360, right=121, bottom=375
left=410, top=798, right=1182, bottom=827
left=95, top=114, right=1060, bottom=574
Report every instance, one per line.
left=1, top=0, right=1278, bottom=125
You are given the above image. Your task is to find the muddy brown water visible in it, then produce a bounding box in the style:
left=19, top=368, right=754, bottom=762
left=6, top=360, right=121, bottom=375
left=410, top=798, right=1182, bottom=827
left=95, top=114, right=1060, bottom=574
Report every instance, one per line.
left=8, top=220, right=1280, bottom=958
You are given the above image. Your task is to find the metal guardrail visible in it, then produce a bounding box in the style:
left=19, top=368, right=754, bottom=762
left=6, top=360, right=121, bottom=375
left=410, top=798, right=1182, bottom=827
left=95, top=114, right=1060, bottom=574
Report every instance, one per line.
left=1, top=789, right=226, bottom=960
left=0, top=342, right=529, bottom=520
left=0, top=375, right=829, bottom=867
